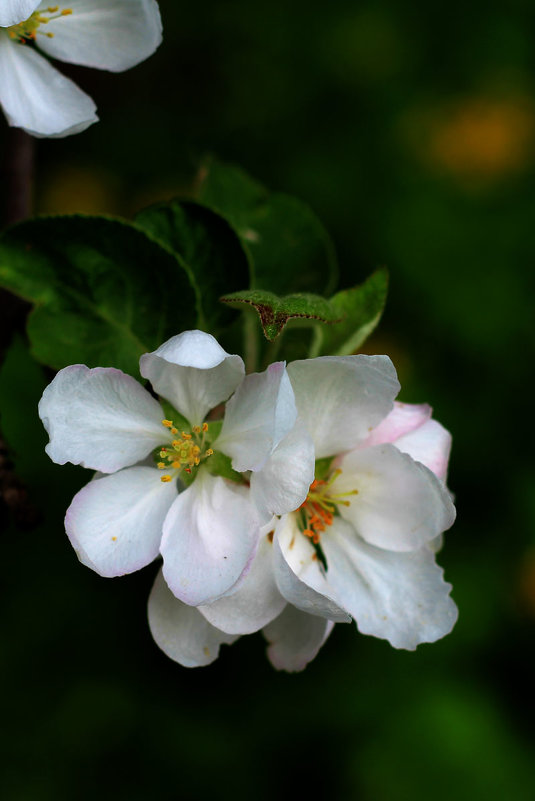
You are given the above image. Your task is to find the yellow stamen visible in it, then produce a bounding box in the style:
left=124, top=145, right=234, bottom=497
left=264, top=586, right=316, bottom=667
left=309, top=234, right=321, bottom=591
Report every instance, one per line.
left=162, top=420, right=173, bottom=428
left=202, top=422, right=209, bottom=432
left=157, top=462, right=165, bottom=469
left=161, top=475, right=172, bottom=483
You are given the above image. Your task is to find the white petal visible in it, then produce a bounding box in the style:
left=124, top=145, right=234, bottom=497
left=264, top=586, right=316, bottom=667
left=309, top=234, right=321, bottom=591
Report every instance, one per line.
left=335, top=444, right=456, bottom=551
left=0, top=0, right=41, bottom=26
left=199, top=534, right=286, bottom=634
left=320, top=518, right=458, bottom=649
left=39, top=365, right=169, bottom=473
left=140, top=330, right=244, bottom=426
left=394, top=419, right=452, bottom=481
left=148, top=570, right=238, bottom=668
left=216, top=362, right=297, bottom=472
left=363, top=401, right=432, bottom=447
left=250, top=418, right=315, bottom=522
left=273, top=515, right=351, bottom=622
left=0, top=36, right=97, bottom=137
left=37, top=0, right=162, bottom=72
left=287, top=355, right=400, bottom=458
left=161, top=470, right=260, bottom=606
left=263, top=605, right=335, bottom=672
left=65, top=466, right=178, bottom=577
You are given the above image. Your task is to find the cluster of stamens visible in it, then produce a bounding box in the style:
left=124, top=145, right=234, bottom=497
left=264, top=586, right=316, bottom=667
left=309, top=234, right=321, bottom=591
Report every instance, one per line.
left=8, top=6, right=72, bottom=42
left=157, top=420, right=214, bottom=483
left=298, top=469, right=358, bottom=544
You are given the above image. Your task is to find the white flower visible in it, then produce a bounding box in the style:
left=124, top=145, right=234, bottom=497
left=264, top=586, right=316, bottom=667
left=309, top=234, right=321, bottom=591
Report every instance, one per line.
left=147, top=355, right=458, bottom=669
left=0, top=0, right=162, bottom=137
left=38, top=330, right=314, bottom=606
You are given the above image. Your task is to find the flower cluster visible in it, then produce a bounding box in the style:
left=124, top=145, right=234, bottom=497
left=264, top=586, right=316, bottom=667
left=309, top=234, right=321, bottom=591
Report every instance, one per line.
left=39, top=330, right=457, bottom=671
left=0, top=0, right=162, bottom=137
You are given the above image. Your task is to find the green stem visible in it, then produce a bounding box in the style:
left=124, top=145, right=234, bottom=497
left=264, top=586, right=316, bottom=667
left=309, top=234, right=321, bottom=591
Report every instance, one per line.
left=243, top=311, right=259, bottom=374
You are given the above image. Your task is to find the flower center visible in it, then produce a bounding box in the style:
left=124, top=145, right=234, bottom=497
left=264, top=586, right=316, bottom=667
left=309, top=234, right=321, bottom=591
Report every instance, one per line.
left=298, top=469, right=358, bottom=545
left=156, top=420, right=214, bottom=483
left=7, top=6, right=72, bottom=42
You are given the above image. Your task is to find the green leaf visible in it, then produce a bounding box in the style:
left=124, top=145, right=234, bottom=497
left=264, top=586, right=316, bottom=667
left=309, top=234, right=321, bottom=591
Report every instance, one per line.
left=205, top=450, right=244, bottom=484
left=196, top=160, right=338, bottom=296
left=0, top=215, right=199, bottom=376
left=221, top=289, right=342, bottom=341
left=135, top=200, right=250, bottom=334
left=310, top=268, right=389, bottom=357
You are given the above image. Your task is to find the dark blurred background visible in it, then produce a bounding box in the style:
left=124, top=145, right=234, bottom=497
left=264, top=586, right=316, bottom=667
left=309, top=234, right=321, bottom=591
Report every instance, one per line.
left=1, top=0, right=535, bottom=798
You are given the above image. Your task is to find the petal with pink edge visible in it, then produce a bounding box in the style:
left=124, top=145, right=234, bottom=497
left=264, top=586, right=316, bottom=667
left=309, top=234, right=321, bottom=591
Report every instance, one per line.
left=161, top=470, right=260, bottom=606
left=287, top=355, right=400, bottom=458
left=65, top=466, right=178, bottom=577
left=148, top=570, right=238, bottom=668
left=263, top=605, right=335, bottom=672
left=321, top=518, right=458, bottom=650
left=39, top=365, right=168, bottom=473
left=215, top=362, right=296, bottom=472
left=394, top=419, right=452, bottom=481
left=363, top=401, right=431, bottom=447
left=334, top=444, right=456, bottom=551
left=199, top=534, right=286, bottom=634
left=140, top=330, right=244, bottom=426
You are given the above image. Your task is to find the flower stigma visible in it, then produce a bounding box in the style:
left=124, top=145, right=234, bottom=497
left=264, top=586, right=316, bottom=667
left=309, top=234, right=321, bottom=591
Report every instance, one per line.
left=156, top=420, right=214, bottom=483
left=7, top=6, right=72, bottom=42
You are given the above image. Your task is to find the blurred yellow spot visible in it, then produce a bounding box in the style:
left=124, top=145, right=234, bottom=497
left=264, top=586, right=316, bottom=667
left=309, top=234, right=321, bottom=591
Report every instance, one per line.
left=424, top=98, right=535, bottom=180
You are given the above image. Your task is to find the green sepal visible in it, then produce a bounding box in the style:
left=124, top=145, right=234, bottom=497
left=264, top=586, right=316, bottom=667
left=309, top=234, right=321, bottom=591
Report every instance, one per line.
left=310, top=268, right=389, bottom=357
left=314, top=457, right=335, bottom=481
left=158, top=400, right=191, bottom=434
left=220, top=289, right=342, bottom=342
left=205, top=450, right=244, bottom=484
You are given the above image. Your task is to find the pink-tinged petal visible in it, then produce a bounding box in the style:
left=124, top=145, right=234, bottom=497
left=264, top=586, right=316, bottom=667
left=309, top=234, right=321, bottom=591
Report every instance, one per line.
left=199, top=534, right=286, bottom=634
left=65, top=466, right=178, bottom=577
left=250, top=419, right=315, bottom=523
left=161, top=470, right=260, bottom=606
left=148, top=570, right=238, bottom=668
left=334, top=444, right=456, bottom=551
left=0, top=0, right=41, bottom=26
left=273, top=515, right=351, bottom=622
left=140, top=330, right=244, bottom=426
left=0, top=36, right=97, bottom=137
left=216, top=362, right=296, bottom=472
left=287, top=355, right=400, bottom=458
left=394, top=419, right=452, bottom=481
left=39, top=365, right=168, bottom=473
left=320, top=518, right=458, bottom=649
left=263, top=605, right=336, bottom=672
left=363, top=401, right=432, bottom=447
left=37, top=0, right=162, bottom=73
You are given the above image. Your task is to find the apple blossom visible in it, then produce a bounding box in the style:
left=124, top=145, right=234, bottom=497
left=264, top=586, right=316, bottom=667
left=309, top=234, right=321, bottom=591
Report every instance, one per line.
left=0, top=0, right=162, bottom=137
left=148, top=355, right=457, bottom=670
left=38, top=330, right=314, bottom=607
